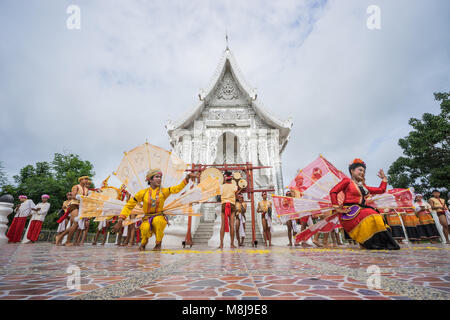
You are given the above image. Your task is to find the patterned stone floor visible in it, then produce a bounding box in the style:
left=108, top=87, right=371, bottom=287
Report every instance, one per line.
left=0, top=242, right=449, bottom=300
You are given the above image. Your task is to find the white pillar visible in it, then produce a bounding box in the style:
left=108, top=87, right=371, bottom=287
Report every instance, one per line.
left=0, top=201, right=13, bottom=244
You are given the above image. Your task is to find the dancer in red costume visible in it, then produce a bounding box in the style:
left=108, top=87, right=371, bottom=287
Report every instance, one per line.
left=329, top=159, right=400, bottom=250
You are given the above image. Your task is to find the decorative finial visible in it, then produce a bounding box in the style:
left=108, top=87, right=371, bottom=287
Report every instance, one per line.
left=225, top=32, right=229, bottom=50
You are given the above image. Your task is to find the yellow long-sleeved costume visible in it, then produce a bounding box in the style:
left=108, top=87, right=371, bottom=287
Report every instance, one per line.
left=119, top=179, right=188, bottom=244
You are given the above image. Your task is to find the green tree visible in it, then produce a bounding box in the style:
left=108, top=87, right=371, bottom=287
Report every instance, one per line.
left=4, top=153, right=95, bottom=231
left=388, top=92, right=450, bottom=197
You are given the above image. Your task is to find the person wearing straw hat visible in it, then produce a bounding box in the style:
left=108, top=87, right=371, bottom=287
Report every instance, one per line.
left=75, top=176, right=94, bottom=246
left=257, top=191, right=273, bottom=247
left=7, top=195, right=35, bottom=243
left=113, top=169, right=197, bottom=251
left=55, top=192, right=72, bottom=242
left=220, top=171, right=243, bottom=249
left=55, top=175, right=91, bottom=246
left=414, top=194, right=440, bottom=243
left=429, top=189, right=450, bottom=244
left=25, top=195, right=51, bottom=243
left=235, top=193, right=247, bottom=247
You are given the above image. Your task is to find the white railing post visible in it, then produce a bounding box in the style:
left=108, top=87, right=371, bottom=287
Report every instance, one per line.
left=397, top=212, right=410, bottom=244
left=431, top=211, right=447, bottom=243
left=0, top=195, right=14, bottom=244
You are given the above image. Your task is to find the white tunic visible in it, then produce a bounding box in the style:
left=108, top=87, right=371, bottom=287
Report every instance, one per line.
left=30, top=202, right=51, bottom=222
left=414, top=201, right=431, bottom=212
left=14, top=199, right=35, bottom=218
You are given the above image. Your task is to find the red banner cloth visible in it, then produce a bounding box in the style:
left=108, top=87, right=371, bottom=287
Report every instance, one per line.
left=295, top=213, right=340, bottom=243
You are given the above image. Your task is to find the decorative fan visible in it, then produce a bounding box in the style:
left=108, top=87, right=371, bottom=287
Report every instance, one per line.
left=114, top=142, right=187, bottom=196
left=273, top=155, right=348, bottom=222
left=79, top=142, right=221, bottom=220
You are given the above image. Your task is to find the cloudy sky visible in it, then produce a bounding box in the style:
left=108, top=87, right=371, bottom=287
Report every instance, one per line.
left=1, top=0, right=449, bottom=190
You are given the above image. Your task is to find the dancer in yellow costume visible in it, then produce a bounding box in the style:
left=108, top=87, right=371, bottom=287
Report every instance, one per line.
left=113, top=169, right=197, bottom=251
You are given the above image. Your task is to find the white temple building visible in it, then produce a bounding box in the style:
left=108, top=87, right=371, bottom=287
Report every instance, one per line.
left=161, top=46, right=294, bottom=247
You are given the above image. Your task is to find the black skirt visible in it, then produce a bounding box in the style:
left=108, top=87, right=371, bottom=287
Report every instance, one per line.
left=362, top=230, right=400, bottom=250
left=389, top=225, right=405, bottom=239
left=404, top=226, right=423, bottom=241
left=417, top=224, right=440, bottom=240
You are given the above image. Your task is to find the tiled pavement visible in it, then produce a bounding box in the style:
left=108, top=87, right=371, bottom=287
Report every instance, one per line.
left=0, top=243, right=449, bottom=300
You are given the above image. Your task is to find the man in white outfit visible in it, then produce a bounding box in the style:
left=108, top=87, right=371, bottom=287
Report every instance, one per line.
left=23, top=195, right=51, bottom=243
left=7, top=195, right=35, bottom=243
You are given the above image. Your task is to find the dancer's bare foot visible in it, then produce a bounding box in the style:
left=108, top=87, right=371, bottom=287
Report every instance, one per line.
left=64, top=242, right=74, bottom=247
left=312, top=240, right=322, bottom=247
left=92, top=242, right=97, bottom=246
left=301, top=242, right=312, bottom=248
left=138, top=245, right=146, bottom=251
left=152, top=243, right=162, bottom=251
left=230, top=245, right=237, bottom=249
left=287, top=243, right=293, bottom=247
left=269, top=243, right=272, bottom=247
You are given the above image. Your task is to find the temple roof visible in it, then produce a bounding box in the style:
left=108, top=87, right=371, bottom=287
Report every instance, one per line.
left=166, top=48, right=293, bottom=152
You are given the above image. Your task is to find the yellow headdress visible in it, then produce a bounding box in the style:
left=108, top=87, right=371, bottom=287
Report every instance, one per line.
left=146, top=169, right=162, bottom=180
left=78, top=176, right=91, bottom=182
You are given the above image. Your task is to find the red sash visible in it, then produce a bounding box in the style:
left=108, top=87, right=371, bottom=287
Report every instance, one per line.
left=57, top=209, right=70, bottom=224
left=224, top=203, right=231, bottom=233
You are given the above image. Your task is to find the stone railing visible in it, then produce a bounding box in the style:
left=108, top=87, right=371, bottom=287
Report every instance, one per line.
left=0, top=195, right=14, bottom=244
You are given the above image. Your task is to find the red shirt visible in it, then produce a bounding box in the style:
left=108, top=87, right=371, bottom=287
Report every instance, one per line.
left=330, top=178, right=387, bottom=205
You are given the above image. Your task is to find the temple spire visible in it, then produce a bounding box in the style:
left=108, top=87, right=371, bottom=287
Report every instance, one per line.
left=225, top=32, right=229, bottom=50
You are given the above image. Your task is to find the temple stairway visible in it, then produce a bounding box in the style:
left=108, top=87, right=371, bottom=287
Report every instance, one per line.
left=192, top=212, right=265, bottom=247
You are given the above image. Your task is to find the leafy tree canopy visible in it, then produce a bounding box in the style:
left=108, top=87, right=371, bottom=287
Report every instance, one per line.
left=2, top=153, right=95, bottom=230
left=388, top=92, right=450, bottom=198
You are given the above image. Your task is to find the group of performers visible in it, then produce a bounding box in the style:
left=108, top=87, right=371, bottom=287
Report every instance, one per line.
left=52, top=170, right=197, bottom=250
left=5, top=159, right=449, bottom=251
left=6, top=194, right=51, bottom=243
left=282, top=159, right=449, bottom=249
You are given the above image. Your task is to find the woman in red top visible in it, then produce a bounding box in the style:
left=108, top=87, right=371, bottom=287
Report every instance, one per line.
left=329, top=159, right=400, bottom=250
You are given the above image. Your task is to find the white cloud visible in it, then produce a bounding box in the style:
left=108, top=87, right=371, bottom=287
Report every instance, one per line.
left=0, top=0, right=448, bottom=190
